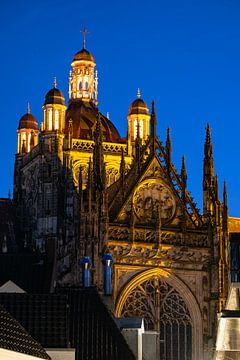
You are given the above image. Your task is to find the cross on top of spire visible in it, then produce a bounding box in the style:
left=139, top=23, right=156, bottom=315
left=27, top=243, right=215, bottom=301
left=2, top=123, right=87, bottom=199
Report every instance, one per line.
left=80, top=27, right=89, bottom=49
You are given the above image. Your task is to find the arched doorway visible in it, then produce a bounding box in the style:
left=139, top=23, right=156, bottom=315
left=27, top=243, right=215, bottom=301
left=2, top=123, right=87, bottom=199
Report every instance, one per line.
left=115, top=269, right=203, bottom=360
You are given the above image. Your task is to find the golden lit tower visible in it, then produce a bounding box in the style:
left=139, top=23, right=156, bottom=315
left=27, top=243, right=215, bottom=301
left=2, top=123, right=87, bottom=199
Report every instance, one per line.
left=17, top=103, right=38, bottom=154
left=42, top=79, right=66, bottom=132
left=68, top=32, right=98, bottom=105
left=127, top=89, right=150, bottom=144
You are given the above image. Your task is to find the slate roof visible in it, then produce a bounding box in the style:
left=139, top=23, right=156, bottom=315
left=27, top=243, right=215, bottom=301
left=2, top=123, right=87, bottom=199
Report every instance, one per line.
left=0, top=293, right=68, bottom=348
left=0, top=288, right=135, bottom=360
left=0, top=253, right=52, bottom=293
left=0, top=304, right=50, bottom=359
left=61, top=287, right=135, bottom=360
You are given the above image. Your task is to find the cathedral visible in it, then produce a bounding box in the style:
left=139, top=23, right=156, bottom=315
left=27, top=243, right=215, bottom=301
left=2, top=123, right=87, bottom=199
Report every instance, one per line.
left=1, top=37, right=240, bottom=360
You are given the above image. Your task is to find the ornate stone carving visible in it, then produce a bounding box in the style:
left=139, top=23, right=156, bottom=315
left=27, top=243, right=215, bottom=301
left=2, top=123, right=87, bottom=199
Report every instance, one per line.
left=133, top=179, right=176, bottom=223
left=108, top=241, right=210, bottom=267
left=108, top=226, right=209, bottom=247
left=72, top=139, right=127, bottom=154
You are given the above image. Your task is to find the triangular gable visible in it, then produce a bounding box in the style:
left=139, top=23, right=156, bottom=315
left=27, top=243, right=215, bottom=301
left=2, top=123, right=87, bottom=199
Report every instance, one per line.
left=110, top=151, right=202, bottom=229
left=0, top=280, right=26, bottom=293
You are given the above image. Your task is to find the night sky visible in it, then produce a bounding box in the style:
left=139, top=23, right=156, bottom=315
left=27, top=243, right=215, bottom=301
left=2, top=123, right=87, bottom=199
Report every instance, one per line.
left=1, top=0, right=240, bottom=216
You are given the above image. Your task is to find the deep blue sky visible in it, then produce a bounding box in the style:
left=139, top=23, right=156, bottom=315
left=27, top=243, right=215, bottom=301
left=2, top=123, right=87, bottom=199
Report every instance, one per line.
left=1, top=0, right=240, bottom=216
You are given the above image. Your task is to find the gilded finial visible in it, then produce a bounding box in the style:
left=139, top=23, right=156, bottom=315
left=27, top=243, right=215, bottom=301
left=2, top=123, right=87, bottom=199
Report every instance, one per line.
left=53, top=77, right=57, bottom=88
left=80, top=27, right=89, bottom=49
left=27, top=102, right=30, bottom=114
left=137, top=88, right=141, bottom=99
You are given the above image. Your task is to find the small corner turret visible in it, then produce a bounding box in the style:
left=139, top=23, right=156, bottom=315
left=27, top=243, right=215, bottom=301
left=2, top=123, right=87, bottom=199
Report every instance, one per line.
left=42, top=78, right=66, bottom=133
left=127, top=89, right=151, bottom=146
left=17, top=103, right=39, bottom=155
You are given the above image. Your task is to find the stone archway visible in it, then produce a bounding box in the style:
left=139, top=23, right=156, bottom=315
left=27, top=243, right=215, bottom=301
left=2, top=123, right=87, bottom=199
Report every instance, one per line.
left=115, top=268, right=203, bottom=360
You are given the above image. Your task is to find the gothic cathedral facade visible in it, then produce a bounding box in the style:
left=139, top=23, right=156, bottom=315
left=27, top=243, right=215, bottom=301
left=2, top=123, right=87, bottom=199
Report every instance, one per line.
left=13, top=44, right=232, bottom=360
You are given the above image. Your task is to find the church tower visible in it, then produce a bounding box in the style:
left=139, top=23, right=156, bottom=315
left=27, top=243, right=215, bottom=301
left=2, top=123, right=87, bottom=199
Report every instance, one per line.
left=42, top=79, right=66, bottom=133
left=68, top=30, right=98, bottom=105
left=17, top=104, right=38, bottom=154
left=127, top=89, right=150, bottom=143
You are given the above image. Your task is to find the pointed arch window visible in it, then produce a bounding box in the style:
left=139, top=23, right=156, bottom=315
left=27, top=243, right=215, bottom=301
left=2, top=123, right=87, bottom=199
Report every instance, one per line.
left=121, top=277, right=193, bottom=360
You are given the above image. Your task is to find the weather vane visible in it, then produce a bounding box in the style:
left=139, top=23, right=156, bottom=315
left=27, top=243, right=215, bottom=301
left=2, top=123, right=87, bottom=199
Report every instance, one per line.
left=80, top=27, right=89, bottom=49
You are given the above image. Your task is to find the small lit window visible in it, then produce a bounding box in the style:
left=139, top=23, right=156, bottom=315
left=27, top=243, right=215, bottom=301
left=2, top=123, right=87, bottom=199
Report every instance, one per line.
left=134, top=119, right=138, bottom=139
left=48, top=109, right=52, bottom=130
left=55, top=110, right=59, bottom=130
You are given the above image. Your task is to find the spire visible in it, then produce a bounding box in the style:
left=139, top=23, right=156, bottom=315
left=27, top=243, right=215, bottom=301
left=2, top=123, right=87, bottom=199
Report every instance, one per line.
left=86, top=157, right=93, bottom=208
left=150, top=100, right=157, bottom=152
left=102, top=161, right=107, bottom=191
left=222, top=180, right=228, bottom=231
left=120, top=147, right=126, bottom=196
left=181, top=155, right=187, bottom=186
left=215, top=174, right=219, bottom=201
left=203, top=124, right=215, bottom=215
left=68, top=119, right=73, bottom=149
left=223, top=180, right=228, bottom=207
left=93, top=113, right=104, bottom=191
left=87, top=158, right=93, bottom=190
left=166, top=127, right=172, bottom=166
left=27, top=102, right=30, bottom=114
left=53, top=77, right=57, bottom=88
left=137, top=88, right=141, bottom=99
left=78, top=165, right=84, bottom=212
left=204, top=124, right=213, bottom=165
left=135, top=122, right=141, bottom=174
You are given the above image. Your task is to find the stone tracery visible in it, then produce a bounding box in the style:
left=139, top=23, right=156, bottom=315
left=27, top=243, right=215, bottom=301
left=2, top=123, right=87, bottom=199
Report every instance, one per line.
left=121, top=277, right=193, bottom=360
